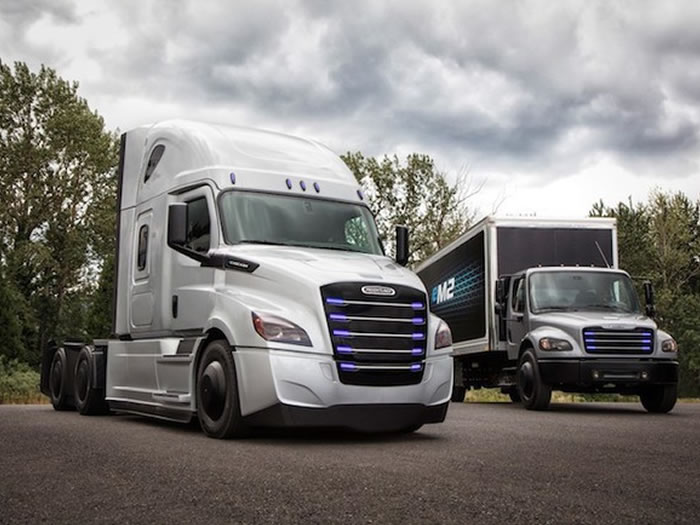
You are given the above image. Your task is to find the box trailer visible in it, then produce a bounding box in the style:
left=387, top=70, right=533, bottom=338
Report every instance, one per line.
left=417, top=216, right=679, bottom=412
left=40, top=120, right=454, bottom=437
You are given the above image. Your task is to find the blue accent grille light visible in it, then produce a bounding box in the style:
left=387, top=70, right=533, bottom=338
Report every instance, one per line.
left=583, top=327, right=655, bottom=354
left=321, top=282, right=428, bottom=387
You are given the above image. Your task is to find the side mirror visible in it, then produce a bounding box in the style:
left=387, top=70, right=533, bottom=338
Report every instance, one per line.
left=168, top=203, right=187, bottom=247
left=643, top=280, right=656, bottom=318
left=395, top=225, right=409, bottom=266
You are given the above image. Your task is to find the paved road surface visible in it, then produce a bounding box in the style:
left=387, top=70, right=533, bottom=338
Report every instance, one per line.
left=1, top=402, right=699, bottom=524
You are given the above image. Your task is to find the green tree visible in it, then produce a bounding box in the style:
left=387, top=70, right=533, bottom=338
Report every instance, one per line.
left=0, top=61, right=118, bottom=364
left=342, top=152, right=476, bottom=265
left=591, top=190, right=700, bottom=396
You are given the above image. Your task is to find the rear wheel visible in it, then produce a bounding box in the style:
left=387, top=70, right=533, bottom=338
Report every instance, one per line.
left=517, top=350, right=551, bottom=410
left=49, top=348, right=71, bottom=411
left=74, top=347, right=108, bottom=415
left=507, top=387, right=521, bottom=403
left=451, top=385, right=466, bottom=403
left=640, top=384, right=677, bottom=413
left=197, top=340, right=248, bottom=439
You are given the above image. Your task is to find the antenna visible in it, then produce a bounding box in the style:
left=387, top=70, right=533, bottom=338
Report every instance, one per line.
left=595, top=241, right=611, bottom=269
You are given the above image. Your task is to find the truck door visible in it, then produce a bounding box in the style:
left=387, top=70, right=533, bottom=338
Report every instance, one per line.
left=506, top=275, right=528, bottom=359
left=170, top=185, right=217, bottom=333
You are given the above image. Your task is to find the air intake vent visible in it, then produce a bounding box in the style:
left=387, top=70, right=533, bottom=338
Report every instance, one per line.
left=583, top=327, right=654, bottom=355
left=321, top=282, right=428, bottom=386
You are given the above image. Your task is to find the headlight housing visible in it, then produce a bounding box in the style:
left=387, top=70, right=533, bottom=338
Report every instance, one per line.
left=435, top=319, right=452, bottom=349
left=661, top=338, right=678, bottom=353
left=539, top=337, right=573, bottom=351
left=252, top=312, right=311, bottom=346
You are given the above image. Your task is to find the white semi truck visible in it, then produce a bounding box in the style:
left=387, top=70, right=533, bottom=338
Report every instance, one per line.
left=40, top=120, right=454, bottom=438
left=417, top=217, right=679, bottom=412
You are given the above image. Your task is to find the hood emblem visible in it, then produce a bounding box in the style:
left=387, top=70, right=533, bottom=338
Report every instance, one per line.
left=361, top=285, right=396, bottom=297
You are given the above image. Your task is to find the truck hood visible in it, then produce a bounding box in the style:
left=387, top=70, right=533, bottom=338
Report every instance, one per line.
left=219, top=244, right=426, bottom=291
left=532, top=311, right=657, bottom=331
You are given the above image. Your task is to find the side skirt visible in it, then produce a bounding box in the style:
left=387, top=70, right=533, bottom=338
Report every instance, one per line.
left=108, top=400, right=194, bottom=424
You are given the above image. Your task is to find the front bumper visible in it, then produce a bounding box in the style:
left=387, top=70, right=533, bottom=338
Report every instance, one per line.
left=538, top=359, right=678, bottom=388
left=233, top=347, right=453, bottom=428
left=243, top=401, right=449, bottom=431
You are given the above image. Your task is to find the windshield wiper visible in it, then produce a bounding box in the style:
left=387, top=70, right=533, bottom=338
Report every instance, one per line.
left=534, top=306, right=575, bottom=313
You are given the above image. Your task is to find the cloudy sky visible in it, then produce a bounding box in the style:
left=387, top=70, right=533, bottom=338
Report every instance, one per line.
left=2, top=0, right=700, bottom=217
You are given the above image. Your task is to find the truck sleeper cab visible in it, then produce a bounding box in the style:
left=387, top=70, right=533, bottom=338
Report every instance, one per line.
left=40, top=120, right=453, bottom=437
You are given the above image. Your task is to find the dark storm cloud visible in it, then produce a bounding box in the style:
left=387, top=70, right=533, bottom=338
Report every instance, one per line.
left=4, top=0, right=700, bottom=180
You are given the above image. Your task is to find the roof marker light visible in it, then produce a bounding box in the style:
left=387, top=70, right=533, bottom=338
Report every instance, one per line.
left=357, top=189, right=364, bottom=200
left=286, top=178, right=293, bottom=189
left=300, top=180, right=307, bottom=191
left=313, top=182, right=320, bottom=193
left=230, top=172, right=236, bottom=184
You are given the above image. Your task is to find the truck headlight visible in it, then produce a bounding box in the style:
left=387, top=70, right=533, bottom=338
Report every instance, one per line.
left=435, top=319, right=452, bottom=349
left=661, top=338, right=678, bottom=353
left=252, top=312, right=311, bottom=346
left=539, top=337, right=573, bottom=351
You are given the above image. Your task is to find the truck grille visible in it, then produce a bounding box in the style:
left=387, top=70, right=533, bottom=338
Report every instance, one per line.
left=582, top=327, right=654, bottom=355
left=321, top=282, right=428, bottom=386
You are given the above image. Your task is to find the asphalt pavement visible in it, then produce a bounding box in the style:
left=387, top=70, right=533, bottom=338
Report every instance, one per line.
left=1, top=401, right=699, bottom=524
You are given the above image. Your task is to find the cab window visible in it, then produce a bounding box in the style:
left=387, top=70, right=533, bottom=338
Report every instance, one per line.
left=185, top=197, right=211, bottom=253
left=512, top=277, right=525, bottom=313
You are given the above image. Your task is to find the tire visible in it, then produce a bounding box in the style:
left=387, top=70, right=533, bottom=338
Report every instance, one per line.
left=73, top=347, right=108, bottom=415
left=517, top=349, right=551, bottom=410
left=640, top=384, right=677, bottom=414
left=451, top=385, right=466, bottom=403
left=196, top=340, right=248, bottom=439
left=49, top=348, right=72, bottom=411
left=507, top=388, right=521, bottom=403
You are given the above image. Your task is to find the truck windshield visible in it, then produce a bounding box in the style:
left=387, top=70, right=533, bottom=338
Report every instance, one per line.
left=219, top=191, right=383, bottom=255
left=529, top=271, right=641, bottom=314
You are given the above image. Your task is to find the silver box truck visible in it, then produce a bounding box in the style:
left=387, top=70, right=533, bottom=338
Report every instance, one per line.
left=40, top=120, right=454, bottom=437
left=417, top=216, right=679, bottom=412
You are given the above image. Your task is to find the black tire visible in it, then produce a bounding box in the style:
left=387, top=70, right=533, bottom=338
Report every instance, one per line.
left=451, top=385, right=466, bottom=403
left=517, top=349, right=552, bottom=410
left=640, top=384, right=677, bottom=414
left=49, top=348, right=72, bottom=411
left=196, top=340, right=247, bottom=439
left=74, top=347, right=108, bottom=415
left=507, top=388, right=521, bottom=403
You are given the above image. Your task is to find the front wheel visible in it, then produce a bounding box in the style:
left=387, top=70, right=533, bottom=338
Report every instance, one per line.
left=517, top=350, right=551, bottom=410
left=197, top=340, right=248, bottom=439
left=640, top=384, right=677, bottom=413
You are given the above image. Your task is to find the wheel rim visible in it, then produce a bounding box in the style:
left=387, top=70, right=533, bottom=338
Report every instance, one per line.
left=519, top=360, right=535, bottom=400
left=200, top=360, right=227, bottom=422
left=50, top=359, right=63, bottom=399
left=76, top=359, right=89, bottom=403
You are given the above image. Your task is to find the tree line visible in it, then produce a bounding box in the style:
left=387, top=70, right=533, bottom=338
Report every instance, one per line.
left=0, top=61, right=698, bottom=396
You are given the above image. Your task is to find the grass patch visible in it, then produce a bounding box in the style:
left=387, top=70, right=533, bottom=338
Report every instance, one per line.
left=0, top=357, right=45, bottom=404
